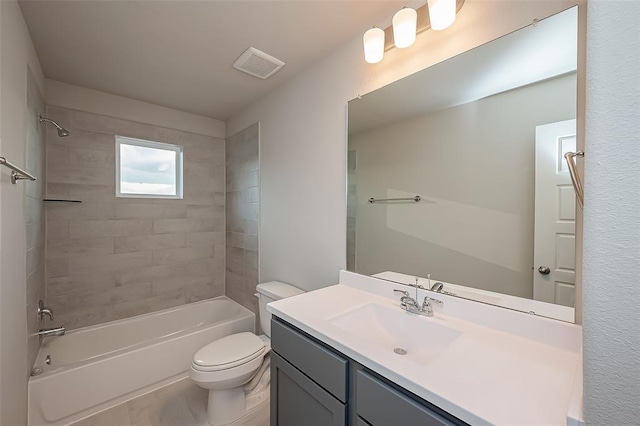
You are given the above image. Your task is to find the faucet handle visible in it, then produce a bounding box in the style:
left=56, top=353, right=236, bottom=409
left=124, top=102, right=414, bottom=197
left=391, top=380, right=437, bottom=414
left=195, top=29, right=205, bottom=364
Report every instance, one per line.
left=423, top=296, right=443, bottom=305
left=421, top=296, right=443, bottom=317
left=394, top=289, right=410, bottom=307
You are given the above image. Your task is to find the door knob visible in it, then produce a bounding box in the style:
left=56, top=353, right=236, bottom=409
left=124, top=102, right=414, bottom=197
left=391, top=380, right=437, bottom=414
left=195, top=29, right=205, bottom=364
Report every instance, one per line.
left=538, top=266, right=551, bottom=275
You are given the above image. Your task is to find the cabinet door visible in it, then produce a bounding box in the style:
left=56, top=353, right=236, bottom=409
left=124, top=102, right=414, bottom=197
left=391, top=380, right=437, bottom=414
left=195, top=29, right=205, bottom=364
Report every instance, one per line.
left=356, top=371, right=465, bottom=426
left=271, top=352, right=346, bottom=426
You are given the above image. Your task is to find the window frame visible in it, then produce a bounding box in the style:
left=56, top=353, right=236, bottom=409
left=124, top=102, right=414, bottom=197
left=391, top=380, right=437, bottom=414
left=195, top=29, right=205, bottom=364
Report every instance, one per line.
left=115, top=135, right=184, bottom=200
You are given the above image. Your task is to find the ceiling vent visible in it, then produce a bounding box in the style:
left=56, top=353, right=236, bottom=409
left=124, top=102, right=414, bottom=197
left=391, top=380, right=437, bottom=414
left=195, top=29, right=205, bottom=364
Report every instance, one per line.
left=233, top=47, right=285, bottom=80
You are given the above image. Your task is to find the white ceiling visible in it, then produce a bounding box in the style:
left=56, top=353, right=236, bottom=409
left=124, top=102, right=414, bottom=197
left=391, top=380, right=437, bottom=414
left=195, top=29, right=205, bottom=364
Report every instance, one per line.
left=19, top=0, right=416, bottom=121
left=348, top=7, right=578, bottom=135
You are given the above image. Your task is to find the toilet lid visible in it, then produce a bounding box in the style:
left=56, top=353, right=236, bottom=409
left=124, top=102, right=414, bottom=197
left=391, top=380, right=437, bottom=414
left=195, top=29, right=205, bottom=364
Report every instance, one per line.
left=193, top=332, right=266, bottom=371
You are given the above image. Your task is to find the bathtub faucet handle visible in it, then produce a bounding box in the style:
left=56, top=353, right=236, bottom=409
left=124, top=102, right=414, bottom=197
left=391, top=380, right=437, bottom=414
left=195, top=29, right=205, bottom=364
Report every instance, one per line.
left=37, top=300, right=53, bottom=323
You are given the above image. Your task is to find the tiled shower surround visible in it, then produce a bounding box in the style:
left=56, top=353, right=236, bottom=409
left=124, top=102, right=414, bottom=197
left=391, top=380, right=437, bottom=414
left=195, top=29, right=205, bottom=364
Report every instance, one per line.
left=225, top=124, right=260, bottom=318
left=45, top=106, right=226, bottom=329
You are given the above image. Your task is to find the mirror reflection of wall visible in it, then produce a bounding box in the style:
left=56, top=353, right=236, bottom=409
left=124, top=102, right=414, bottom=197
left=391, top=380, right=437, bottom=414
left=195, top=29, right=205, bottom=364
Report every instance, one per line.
left=347, top=7, right=579, bottom=322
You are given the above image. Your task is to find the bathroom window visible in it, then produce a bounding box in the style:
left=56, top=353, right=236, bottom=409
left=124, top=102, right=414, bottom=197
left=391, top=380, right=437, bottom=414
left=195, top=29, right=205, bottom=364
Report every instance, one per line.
left=116, top=136, right=183, bottom=199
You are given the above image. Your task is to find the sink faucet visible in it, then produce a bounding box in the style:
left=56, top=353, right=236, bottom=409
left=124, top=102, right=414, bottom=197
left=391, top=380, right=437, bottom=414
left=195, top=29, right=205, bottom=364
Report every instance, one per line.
left=38, top=326, right=66, bottom=339
left=394, top=289, right=443, bottom=317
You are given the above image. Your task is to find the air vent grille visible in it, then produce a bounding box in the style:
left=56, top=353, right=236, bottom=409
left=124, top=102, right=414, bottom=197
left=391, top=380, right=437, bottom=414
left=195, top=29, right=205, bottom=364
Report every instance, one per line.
left=233, top=47, right=285, bottom=80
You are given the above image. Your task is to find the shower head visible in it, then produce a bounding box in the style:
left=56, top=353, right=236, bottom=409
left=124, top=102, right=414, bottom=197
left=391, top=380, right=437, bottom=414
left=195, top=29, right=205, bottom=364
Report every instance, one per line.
left=39, top=114, right=70, bottom=137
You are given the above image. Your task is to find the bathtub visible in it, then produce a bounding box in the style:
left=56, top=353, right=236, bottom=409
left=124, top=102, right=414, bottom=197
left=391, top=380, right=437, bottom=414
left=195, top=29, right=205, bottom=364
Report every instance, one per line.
left=28, top=297, right=254, bottom=426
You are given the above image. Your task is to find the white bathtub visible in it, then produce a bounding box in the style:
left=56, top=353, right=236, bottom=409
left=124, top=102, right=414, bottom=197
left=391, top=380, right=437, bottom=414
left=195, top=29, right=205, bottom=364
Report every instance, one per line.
left=28, top=297, right=254, bottom=426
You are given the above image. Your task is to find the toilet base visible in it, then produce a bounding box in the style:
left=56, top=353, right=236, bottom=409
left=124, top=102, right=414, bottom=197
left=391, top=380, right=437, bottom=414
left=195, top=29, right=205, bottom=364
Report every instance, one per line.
left=211, top=399, right=269, bottom=426
left=207, top=387, right=245, bottom=426
left=205, top=362, right=271, bottom=426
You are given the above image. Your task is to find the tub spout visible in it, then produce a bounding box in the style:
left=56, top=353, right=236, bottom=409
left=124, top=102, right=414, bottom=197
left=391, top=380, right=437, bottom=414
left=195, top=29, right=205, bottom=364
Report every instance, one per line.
left=37, top=300, right=54, bottom=322
left=38, top=326, right=65, bottom=339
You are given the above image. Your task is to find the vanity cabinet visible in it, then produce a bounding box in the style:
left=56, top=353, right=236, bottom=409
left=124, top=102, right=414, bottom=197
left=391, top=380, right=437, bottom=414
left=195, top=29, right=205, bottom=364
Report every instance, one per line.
left=270, top=317, right=467, bottom=426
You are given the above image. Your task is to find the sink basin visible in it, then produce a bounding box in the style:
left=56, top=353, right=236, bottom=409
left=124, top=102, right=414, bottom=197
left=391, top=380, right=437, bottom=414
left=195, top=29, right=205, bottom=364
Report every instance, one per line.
left=328, top=303, right=462, bottom=365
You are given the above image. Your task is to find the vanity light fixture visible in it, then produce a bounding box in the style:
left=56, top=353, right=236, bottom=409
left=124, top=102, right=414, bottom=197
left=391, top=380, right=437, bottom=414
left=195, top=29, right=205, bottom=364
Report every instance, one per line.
left=362, top=0, right=465, bottom=63
left=392, top=7, right=418, bottom=48
left=427, top=0, right=457, bottom=30
left=363, top=27, right=385, bottom=64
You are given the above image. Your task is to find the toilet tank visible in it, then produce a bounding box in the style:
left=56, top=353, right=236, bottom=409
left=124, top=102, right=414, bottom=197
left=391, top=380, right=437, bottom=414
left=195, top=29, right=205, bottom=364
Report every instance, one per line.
left=256, top=281, right=304, bottom=337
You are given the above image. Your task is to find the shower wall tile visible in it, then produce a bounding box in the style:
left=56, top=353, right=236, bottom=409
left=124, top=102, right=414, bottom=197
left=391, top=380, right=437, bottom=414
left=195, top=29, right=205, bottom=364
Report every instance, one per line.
left=114, top=234, right=186, bottom=253
left=225, top=123, right=260, bottom=322
left=26, top=68, right=46, bottom=372
left=115, top=203, right=187, bottom=220
left=68, top=219, right=154, bottom=239
left=45, top=106, right=225, bottom=330
left=47, top=202, right=116, bottom=221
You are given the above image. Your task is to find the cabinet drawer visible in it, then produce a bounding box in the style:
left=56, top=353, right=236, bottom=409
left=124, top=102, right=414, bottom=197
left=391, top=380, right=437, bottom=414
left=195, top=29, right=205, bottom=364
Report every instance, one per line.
left=356, top=370, right=464, bottom=426
left=271, top=318, right=348, bottom=402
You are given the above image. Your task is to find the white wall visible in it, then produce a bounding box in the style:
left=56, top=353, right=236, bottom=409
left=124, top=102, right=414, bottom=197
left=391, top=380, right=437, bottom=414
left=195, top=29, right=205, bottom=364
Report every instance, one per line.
left=0, top=1, right=45, bottom=424
left=350, top=74, right=576, bottom=298
left=227, top=0, right=581, bottom=292
left=583, top=0, right=640, bottom=423
left=46, top=79, right=225, bottom=139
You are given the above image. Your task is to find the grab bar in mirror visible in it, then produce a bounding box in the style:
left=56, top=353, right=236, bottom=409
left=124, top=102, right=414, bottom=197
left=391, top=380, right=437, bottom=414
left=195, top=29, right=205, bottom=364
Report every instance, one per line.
left=0, top=156, right=36, bottom=184
left=564, top=151, right=584, bottom=209
left=369, top=195, right=421, bottom=203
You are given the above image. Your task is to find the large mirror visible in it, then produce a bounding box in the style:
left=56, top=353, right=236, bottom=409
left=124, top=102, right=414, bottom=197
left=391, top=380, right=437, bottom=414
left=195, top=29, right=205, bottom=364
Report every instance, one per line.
left=347, top=7, right=579, bottom=322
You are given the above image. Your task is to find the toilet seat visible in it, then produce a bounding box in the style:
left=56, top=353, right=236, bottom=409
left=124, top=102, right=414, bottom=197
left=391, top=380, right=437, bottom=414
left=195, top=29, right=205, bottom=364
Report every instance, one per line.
left=192, top=332, right=266, bottom=372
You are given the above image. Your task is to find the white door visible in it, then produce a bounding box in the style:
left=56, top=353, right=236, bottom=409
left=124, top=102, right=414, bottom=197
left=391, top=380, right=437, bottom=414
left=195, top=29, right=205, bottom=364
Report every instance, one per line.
left=533, top=119, right=577, bottom=306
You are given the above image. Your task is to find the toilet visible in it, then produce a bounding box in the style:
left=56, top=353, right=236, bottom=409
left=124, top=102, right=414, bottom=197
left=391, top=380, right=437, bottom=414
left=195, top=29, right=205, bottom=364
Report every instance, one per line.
left=190, top=281, right=304, bottom=425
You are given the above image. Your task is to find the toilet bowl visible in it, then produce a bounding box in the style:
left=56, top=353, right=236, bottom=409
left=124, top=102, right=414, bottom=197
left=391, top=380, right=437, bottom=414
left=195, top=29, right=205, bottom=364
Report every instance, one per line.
left=190, top=281, right=304, bottom=426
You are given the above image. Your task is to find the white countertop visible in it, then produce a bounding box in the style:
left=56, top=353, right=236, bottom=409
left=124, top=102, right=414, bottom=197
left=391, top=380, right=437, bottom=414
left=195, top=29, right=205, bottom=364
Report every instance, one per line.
left=268, top=271, right=583, bottom=426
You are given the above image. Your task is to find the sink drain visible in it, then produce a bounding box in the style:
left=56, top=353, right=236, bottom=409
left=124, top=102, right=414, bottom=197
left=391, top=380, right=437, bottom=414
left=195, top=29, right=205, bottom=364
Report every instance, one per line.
left=393, top=347, right=407, bottom=355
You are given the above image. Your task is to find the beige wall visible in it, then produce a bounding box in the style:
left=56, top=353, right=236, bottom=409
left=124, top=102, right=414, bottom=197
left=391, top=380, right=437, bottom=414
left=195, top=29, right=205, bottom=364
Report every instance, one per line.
left=0, top=1, right=45, bottom=424
left=45, top=106, right=226, bottom=330
left=227, top=1, right=582, bottom=293
left=350, top=74, right=576, bottom=299
left=226, top=123, right=260, bottom=320
left=46, top=79, right=225, bottom=139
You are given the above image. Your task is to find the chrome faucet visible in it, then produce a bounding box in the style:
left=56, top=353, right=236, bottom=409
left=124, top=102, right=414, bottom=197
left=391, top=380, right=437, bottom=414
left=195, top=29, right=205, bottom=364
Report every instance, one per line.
left=38, top=326, right=66, bottom=339
left=430, top=282, right=444, bottom=292
left=37, top=300, right=53, bottom=323
left=394, top=289, right=443, bottom=317
left=393, top=289, right=420, bottom=313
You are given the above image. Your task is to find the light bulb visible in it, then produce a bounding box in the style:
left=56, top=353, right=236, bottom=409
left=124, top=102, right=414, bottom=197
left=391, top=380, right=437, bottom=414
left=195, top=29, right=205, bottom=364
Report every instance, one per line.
left=427, top=0, right=456, bottom=31
left=363, top=27, right=385, bottom=64
left=392, top=7, right=417, bottom=49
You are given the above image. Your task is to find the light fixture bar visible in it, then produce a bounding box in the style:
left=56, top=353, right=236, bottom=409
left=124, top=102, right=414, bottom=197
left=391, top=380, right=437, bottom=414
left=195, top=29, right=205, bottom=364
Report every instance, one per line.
left=382, top=0, right=465, bottom=51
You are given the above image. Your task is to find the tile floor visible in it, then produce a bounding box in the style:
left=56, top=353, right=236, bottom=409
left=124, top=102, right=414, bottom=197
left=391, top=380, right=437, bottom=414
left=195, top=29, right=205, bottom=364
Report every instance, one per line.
left=69, top=378, right=269, bottom=426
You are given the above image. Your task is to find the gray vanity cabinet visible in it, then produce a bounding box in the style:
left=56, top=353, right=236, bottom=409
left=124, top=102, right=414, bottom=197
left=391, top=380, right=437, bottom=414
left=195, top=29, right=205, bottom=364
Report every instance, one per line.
left=271, top=317, right=467, bottom=426
left=271, top=318, right=348, bottom=426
